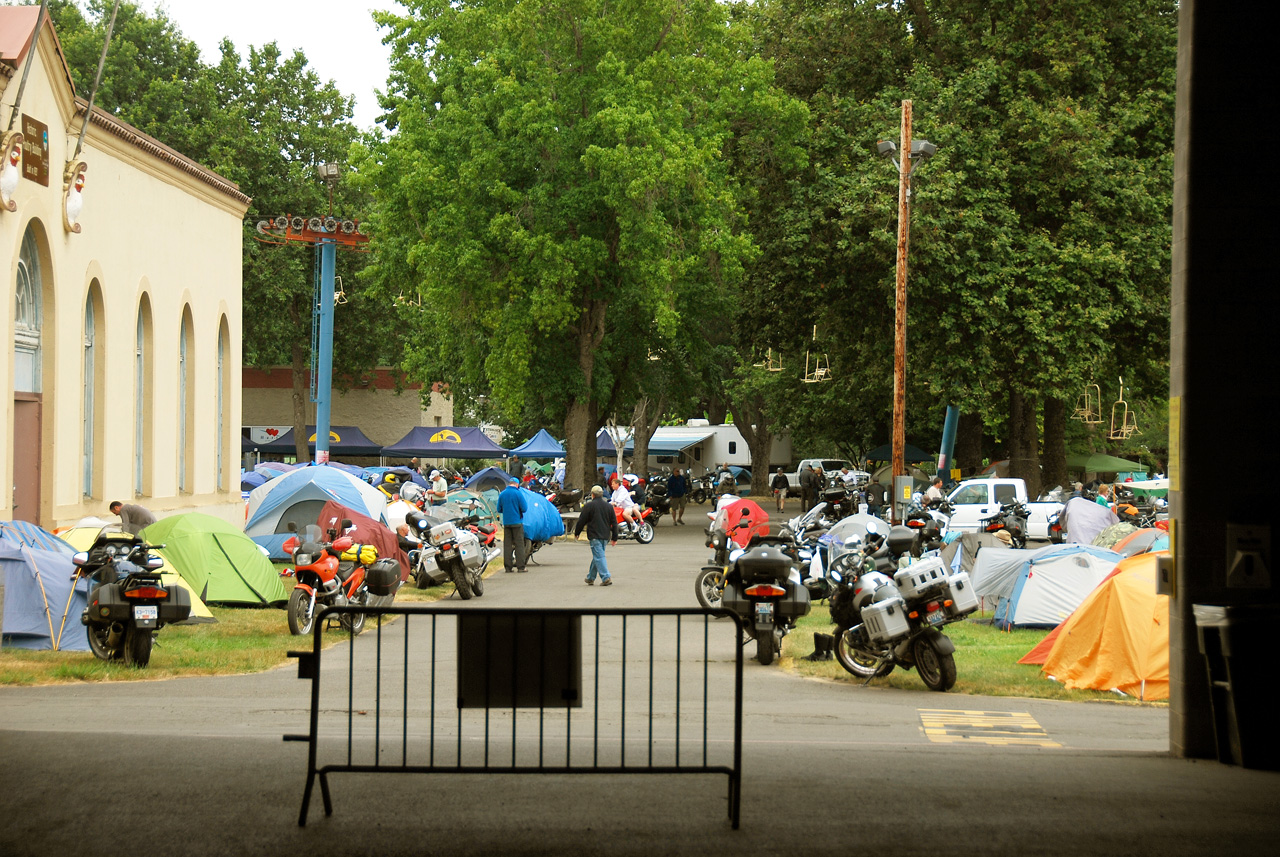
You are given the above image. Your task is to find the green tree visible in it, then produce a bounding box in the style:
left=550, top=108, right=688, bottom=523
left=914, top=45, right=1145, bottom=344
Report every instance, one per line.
left=360, top=0, right=805, bottom=488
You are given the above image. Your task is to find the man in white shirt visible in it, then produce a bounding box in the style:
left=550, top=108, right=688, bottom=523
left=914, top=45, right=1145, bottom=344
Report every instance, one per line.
left=609, top=476, right=642, bottom=527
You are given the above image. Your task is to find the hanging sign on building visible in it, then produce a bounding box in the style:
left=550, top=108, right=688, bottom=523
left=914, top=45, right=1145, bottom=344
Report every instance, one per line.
left=20, top=114, right=49, bottom=187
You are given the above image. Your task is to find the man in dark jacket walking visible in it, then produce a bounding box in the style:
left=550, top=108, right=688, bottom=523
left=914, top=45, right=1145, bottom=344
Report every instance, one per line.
left=574, top=485, right=619, bottom=585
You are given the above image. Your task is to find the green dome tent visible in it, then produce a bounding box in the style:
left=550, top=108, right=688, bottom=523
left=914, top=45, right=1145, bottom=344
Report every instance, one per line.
left=140, top=514, right=287, bottom=605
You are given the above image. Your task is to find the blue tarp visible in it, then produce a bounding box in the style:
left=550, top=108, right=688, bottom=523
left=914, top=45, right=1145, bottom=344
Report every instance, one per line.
left=510, top=429, right=565, bottom=459
left=520, top=489, right=565, bottom=543
left=382, top=426, right=509, bottom=459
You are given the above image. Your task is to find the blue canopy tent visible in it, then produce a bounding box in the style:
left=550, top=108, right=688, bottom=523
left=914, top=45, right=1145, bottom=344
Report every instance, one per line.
left=382, top=426, right=510, bottom=459
left=510, top=429, right=565, bottom=459
left=596, top=429, right=630, bottom=455
left=256, top=425, right=384, bottom=458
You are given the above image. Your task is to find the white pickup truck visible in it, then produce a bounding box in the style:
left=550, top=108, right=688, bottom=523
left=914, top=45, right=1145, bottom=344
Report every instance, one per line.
left=783, top=458, right=868, bottom=497
left=944, top=478, right=1063, bottom=541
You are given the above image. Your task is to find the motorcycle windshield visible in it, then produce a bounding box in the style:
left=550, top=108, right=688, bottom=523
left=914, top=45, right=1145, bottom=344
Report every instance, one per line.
left=712, top=499, right=770, bottom=546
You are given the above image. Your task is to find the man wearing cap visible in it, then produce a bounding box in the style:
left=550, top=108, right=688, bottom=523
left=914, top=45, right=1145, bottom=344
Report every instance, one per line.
left=574, top=485, right=618, bottom=585
left=427, top=470, right=449, bottom=506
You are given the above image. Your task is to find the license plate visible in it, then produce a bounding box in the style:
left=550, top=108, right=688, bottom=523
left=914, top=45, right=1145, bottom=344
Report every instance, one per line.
left=754, top=603, right=773, bottom=623
left=926, top=609, right=946, bottom=626
left=133, top=605, right=158, bottom=620
left=441, top=549, right=457, bottom=559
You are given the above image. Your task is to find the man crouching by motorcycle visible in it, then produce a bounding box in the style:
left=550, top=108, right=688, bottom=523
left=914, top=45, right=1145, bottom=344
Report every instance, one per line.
left=610, top=476, right=642, bottom=531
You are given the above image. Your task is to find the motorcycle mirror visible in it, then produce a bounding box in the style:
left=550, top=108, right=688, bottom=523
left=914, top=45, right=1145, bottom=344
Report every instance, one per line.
left=144, top=554, right=165, bottom=569
left=72, top=551, right=89, bottom=567
left=341, top=519, right=353, bottom=530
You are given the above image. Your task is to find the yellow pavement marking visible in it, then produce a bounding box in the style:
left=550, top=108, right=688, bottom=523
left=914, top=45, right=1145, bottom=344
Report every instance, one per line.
left=919, top=709, right=1061, bottom=747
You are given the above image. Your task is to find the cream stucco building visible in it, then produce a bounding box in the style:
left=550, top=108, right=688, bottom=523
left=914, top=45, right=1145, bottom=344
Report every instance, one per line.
left=2, top=8, right=249, bottom=528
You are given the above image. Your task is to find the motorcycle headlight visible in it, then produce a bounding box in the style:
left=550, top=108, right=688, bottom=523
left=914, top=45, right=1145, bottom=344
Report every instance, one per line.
left=293, top=551, right=315, bottom=566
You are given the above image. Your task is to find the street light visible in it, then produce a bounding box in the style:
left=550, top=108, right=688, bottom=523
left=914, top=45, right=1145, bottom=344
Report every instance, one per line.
left=877, top=100, right=937, bottom=521
left=253, top=164, right=369, bottom=464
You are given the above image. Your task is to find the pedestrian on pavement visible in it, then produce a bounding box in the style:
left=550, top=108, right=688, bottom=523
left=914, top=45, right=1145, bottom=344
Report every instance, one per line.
left=574, top=485, right=618, bottom=585
left=798, top=464, right=815, bottom=512
left=667, top=467, right=689, bottom=525
left=771, top=467, right=789, bottom=513
left=497, top=482, right=530, bottom=573
left=109, top=501, right=156, bottom=535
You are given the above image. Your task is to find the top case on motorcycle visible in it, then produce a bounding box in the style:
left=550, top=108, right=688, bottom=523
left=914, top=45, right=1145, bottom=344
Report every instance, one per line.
left=886, top=525, right=917, bottom=556
left=734, top=545, right=794, bottom=584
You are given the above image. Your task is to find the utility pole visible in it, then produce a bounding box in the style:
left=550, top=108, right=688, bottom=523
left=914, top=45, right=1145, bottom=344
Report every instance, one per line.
left=892, top=99, right=912, bottom=516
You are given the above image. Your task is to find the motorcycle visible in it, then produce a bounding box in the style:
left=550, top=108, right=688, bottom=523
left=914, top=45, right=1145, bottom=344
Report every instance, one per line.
left=721, top=539, right=812, bottom=665
left=904, top=495, right=949, bottom=553
left=282, top=520, right=401, bottom=636
left=688, top=473, right=715, bottom=505
left=75, top=531, right=191, bottom=668
left=613, top=504, right=657, bottom=544
left=696, top=502, right=772, bottom=611
left=828, top=521, right=980, bottom=691
left=644, top=475, right=671, bottom=522
left=981, top=500, right=1030, bottom=549
left=419, top=508, right=499, bottom=599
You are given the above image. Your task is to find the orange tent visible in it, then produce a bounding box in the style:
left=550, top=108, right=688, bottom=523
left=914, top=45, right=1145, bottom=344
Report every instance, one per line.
left=1037, top=552, right=1170, bottom=700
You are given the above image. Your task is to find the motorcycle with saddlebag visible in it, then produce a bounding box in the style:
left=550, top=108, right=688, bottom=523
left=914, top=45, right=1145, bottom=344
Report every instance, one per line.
left=282, top=520, right=400, bottom=636
left=721, top=537, right=811, bottom=666
left=76, top=531, right=191, bottom=667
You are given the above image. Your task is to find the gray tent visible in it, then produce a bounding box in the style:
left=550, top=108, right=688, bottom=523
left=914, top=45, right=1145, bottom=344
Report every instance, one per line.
left=0, top=538, right=90, bottom=651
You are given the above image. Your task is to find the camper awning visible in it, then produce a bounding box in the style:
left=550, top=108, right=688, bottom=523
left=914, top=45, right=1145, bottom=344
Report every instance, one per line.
left=630, top=431, right=714, bottom=456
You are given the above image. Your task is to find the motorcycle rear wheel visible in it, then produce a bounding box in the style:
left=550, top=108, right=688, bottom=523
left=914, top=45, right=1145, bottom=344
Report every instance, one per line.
left=833, top=627, right=895, bottom=679
left=287, top=588, right=315, bottom=636
left=450, top=562, right=474, bottom=600
left=913, top=635, right=957, bottom=692
left=755, top=632, right=775, bottom=666
left=122, top=625, right=152, bottom=668
left=85, top=622, right=119, bottom=661
left=694, top=567, right=725, bottom=611
left=635, top=522, right=655, bottom=544
left=339, top=591, right=367, bottom=635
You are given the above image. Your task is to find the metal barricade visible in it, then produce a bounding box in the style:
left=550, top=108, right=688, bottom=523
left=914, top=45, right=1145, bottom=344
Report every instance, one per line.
left=284, top=605, right=744, bottom=828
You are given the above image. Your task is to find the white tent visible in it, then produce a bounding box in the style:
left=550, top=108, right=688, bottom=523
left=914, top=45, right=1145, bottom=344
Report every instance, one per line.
left=1061, top=497, right=1118, bottom=546
left=974, top=543, right=1123, bottom=630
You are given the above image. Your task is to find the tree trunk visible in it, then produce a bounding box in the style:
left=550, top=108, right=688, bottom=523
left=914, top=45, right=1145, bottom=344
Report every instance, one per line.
left=1042, top=397, right=1068, bottom=493
left=708, top=396, right=728, bottom=425
left=290, top=338, right=310, bottom=464
left=726, top=391, right=773, bottom=496
left=955, top=411, right=984, bottom=477
left=1008, top=391, right=1041, bottom=498
left=564, top=296, right=608, bottom=490
left=630, top=395, right=666, bottom=479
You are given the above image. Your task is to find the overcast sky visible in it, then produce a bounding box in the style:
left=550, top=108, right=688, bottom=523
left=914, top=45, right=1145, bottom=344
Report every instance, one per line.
left=164, top=1, right=404, bottom=130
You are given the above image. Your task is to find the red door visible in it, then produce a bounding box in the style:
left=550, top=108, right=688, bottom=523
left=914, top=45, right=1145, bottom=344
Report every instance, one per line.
left=13, top=395, right=41, bottom=524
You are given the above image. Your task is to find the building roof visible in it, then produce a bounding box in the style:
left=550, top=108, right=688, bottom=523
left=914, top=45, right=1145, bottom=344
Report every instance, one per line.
left=0, top=7, right=250, bottom=207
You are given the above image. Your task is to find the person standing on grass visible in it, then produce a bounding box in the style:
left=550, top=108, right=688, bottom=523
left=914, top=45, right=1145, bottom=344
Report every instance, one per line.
left=498, top=482, right=530, bottom=573
left=575, top=485, right=618, bottom=585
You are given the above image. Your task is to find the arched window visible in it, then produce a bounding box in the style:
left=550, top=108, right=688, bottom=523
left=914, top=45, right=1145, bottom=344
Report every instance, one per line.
left=135, top=301, right=151, bottom=495
left=83, top=295, right=95, bottom=496
left=178, top=307, right=195, bottom=493
left=14, top=229, right=42, bottom=393
left=217, top=321, right=226, bottom=489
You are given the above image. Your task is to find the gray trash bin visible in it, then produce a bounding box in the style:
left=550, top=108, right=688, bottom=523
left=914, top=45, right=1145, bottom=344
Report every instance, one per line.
left=1193, top=603, right=1280, bottom=771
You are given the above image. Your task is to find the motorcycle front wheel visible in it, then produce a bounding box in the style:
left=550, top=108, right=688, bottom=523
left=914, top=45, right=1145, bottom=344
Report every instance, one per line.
left=450, top=561, right=474, bottom=600
left=122, top=624, right=152, bottom=668
left=694, top=567, right=725, bottom=611
left=635, top=522, right=655, bottom=544
left=85, top=622, right=119, bottom=661
left=834, top=627, right=895, bottom=679
left=913, top=635, right=957, bottom=692
left=690, top=488, right=706, bottom=505
left=469, top=567, right=486, bottom=597
left=287, top=588, right=316, bottom=636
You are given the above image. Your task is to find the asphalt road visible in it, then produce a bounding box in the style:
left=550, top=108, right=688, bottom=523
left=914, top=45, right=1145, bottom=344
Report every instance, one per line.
left=2, top=510, right=1276, bottom=856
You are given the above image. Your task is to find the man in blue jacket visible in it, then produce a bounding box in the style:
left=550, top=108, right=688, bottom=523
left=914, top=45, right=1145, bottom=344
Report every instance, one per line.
left=574, top=485, right=619, bottom=585
left=498, top=482, right=530, bottom=573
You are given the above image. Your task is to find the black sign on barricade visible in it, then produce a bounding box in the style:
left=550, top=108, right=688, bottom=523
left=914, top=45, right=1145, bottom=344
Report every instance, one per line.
left=457, top=611, right=582, bottom=709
